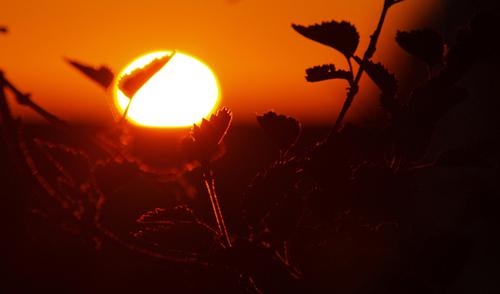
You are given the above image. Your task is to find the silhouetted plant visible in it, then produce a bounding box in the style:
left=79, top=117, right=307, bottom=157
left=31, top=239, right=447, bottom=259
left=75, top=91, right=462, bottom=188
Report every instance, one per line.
left=183, top=108, right=233, bottom=248
left=293, top=0, right=404, bottom=134
left=1, top=2, right=499, bottom=293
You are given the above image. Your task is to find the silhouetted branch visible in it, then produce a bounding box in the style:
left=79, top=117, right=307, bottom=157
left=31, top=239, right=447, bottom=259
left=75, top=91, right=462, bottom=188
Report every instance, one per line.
left=0, top=74, right=66, bottom=125
left=329, top=0, right=399, bottom=137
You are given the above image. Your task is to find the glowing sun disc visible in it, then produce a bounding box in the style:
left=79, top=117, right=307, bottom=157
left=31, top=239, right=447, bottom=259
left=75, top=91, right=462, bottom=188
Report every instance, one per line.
left=114, top=51, right=220, bottom=127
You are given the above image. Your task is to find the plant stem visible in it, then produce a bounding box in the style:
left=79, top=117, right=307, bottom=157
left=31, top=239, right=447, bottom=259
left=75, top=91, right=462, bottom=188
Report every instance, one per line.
left=0, top=72, right=14, bottom=127
left=329, top=2, right=391, bottom=138
left=203, top=168, right=232, bottom=248
left=122, top=99, right=133, bottom=121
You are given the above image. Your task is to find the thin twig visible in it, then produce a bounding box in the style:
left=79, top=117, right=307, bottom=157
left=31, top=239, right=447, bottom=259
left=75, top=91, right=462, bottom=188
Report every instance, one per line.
left=1, top=74, right=66, bottom=125
left=329, top=1, right=392, bottom=138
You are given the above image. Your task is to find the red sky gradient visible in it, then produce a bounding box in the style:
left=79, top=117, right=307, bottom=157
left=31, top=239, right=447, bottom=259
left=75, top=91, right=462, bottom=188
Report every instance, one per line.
left=1, top=0, right=446, bottom=125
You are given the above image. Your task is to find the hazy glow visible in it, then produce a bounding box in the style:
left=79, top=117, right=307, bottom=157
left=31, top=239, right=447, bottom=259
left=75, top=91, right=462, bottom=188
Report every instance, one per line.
left=114, top=51, right=220, bottom=127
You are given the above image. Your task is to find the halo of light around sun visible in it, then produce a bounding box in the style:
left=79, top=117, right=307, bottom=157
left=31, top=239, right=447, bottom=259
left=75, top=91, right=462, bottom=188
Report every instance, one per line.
left=114, top=51, right=220, bottom=127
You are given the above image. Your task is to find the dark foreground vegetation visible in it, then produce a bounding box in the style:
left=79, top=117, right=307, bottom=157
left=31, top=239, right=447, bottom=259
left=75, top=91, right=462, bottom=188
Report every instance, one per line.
left=1, top=0, right=500, bottom=292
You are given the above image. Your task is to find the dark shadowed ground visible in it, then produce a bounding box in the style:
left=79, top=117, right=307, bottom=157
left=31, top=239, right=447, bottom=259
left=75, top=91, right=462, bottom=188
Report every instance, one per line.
left=1, top=120, right=499, bottom=293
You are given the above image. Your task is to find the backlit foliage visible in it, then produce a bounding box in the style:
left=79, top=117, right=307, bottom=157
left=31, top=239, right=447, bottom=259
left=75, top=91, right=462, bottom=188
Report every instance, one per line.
left=1, top=1, right=499, bottom=292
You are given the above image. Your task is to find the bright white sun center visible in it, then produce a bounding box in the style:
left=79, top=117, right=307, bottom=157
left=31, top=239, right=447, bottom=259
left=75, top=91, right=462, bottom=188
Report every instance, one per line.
left=114, top=51, right=220, bottom=127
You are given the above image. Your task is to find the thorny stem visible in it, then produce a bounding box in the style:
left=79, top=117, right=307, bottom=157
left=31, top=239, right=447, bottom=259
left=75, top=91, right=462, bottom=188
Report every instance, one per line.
left=329, top=1, right=392, bottom=138
left=203, top=167, right=232, bottom=248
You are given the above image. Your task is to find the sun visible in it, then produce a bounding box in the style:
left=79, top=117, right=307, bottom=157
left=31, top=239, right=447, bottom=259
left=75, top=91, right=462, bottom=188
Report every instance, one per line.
left=114, top=51, right=220, bottom=127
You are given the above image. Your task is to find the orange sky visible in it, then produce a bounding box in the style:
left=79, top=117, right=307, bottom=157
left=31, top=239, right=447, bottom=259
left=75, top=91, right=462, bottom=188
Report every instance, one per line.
left=1, top=0, right=446, bottom=125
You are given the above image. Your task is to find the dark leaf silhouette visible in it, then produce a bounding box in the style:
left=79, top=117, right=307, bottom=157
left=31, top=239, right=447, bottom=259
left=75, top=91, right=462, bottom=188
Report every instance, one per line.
left=353, top=57, right=397, bottom=94
left=305, top=64, right=353, bottom=82
left=135, top=206, right=221, bottom=253
left=118, top=52, right=174, bottom=98
left=0, top=26, right=7, bottom=33
left=257, top=111, right=301, bottom=154
left=396, top=29, right=445, bottom=67
left=292, top=21, right=359, bottom=57
left=354, top=56, right=399, bottom=113
left=65, top=58, right=115, bottom=90
left=183, top=108, right=232, bottom=163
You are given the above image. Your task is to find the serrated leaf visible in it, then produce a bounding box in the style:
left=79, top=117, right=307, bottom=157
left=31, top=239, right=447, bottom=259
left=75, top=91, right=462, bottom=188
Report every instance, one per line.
left=354, top=56, right=399, bottom=113
left=354, top=57, right=397, bottom=94
left=257, top=111, right=301, bottom=154
left=305, top=64, right=352, bottom=82
left=292, top=21, right=359, bottom=57
left=183, top=108, right=232, bottom=163
left=118, top=52, right=174, bottom=98
left=396, top=29, right=445, bottom=67
left=65, top=58, right=115, bottom=90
